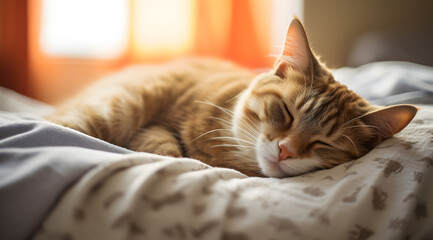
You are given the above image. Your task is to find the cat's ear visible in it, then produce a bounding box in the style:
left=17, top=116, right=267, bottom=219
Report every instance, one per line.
left=275, top=17, right=313, bottom=78
left=360, top=104, right=418, bottom=147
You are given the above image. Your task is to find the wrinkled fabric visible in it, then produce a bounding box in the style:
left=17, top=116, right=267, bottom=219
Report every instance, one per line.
left=34, top=108, right=433, bottom=240
left=0, top=113, right=132, bottom=240
left=334, top=61, right=433, bottom=105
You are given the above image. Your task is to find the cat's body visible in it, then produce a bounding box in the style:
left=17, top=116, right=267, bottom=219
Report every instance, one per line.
left=50, top=59, right=261, bottom=175
left=48, top=19, right=417, bottom=177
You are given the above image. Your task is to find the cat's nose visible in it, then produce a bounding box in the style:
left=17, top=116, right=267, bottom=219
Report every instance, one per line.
left=278, top=142, right=296, bottom=161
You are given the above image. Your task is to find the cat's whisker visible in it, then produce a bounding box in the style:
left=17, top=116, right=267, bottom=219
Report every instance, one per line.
left=193, top=127, right=256, bottom=145
left=242, top=148, right=255, bottom=152
left=237, top=114, right=260, bottom=135
left=241, top=117, right=260, bottom=138
left=196, top=98, right=261, bottom=143
left=341, top=133, right=359, bottom=155
left=340, top=113, right=369, bottom=127
left=233, top=115, right=259, bottom=137
left=192, top=128, right=231, bottom=142
left=209, top=116, right=233, bottom=126
left=211, top=144, right=255, bottom=150
left=198, top=100, right=257, bottom=135
left=240, top=112, right=255, bottom=126
left=196, top=100, right=235, bottom=117
left=236, top=124, right=258, bottom=142
left=209, top=136, right=255, bottom=146
left=226, top=91, right=246, bottom=103
left=233, top=110, right=260, bottom=137
left=206, top=114, right=257, bottom=143
left=199, top=101, right=260, bottom=140
left=209, top=116, right=257, bottom=141
left=240, top=112, right=259, bottom=131
left=342, top=124, right=381, bottom=131
left=226, top=129, right=257, bottom=145
left=230, top=130, right=257, bottom=144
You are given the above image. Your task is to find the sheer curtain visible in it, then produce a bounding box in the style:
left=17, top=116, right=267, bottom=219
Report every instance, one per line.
left=25, top=0, right=302, bottom=103
left=128, top=0, right=273, bottom=68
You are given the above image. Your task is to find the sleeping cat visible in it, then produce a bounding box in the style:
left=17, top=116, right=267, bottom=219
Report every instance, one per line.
left=47, top=18, right=417, bottom=177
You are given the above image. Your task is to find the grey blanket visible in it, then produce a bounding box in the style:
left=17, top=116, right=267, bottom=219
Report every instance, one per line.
left=0, top=113, right=131, bottom=240
left=334, top=61, right=433, bottom=105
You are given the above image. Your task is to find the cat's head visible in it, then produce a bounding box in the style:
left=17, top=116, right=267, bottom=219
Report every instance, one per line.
left=232, top=18, right=418, bottom=178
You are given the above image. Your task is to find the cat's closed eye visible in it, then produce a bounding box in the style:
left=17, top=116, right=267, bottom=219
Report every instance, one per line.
left=282, top=101, right=293, bottom=121
left=311, top=140, right=332, bottom=148
left=268, top=101, right=292, bottom=128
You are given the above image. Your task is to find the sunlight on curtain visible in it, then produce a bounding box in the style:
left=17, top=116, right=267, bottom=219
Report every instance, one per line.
left=38, top=0, right=303, bottom=63
left=131, top=0, right=194, bottom=60
left=40, top=0, right=129, bottom=59
left=193, top=0, right=232, bottom=56
left=30, top=0, right=304, bottom=104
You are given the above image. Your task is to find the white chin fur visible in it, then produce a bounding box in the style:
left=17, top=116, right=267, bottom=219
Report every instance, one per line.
left=258, top=159, right=286, bottom=178
left=279, top=158, right=322, bottom=177
left=256, top=138, right=322, bottom=177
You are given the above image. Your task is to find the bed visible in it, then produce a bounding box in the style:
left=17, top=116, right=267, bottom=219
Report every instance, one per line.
left=1, top=61, right=432, bottom=240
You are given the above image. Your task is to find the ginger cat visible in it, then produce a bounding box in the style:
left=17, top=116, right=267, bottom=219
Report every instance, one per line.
left=48, top=18, right=417, bottom=177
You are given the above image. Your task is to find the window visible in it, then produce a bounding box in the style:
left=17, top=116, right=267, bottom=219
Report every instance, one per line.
left=28, top=0, right=304, bottom=103
left=40, top=0, right=129, bottom=59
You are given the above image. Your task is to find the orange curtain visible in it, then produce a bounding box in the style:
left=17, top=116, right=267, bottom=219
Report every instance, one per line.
left=0, top=0, right=29, bottom=96
left=23, top=0, right=274, bottom=104
left=219, top=0, right=272, bottom=68
left=128, top=0, right=272, bottom=68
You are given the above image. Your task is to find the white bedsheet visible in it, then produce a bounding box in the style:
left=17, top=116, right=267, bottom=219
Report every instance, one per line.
left=33, top=107, right=433, bottom=240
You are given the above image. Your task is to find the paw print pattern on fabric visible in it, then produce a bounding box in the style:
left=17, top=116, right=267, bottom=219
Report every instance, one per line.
left=111, top=213, right=146, bottom=236
left=161, top=223, right=186, bottom=239
left=376, top=139, right=417, bottom=150
left=103, top=191, right=124, bottom=209
left=373, top=158, right=404, bottom=178
left=222, top=232, right=250, bottom=240
left=321, top=175, right=334, bottom=181
left=403, top=193, right=418, bottom=203
left=302, top=187, right=325, bottom=197
left=191, top=220, right=219, bottom=238
left=309, top=209, right=330, bottom=226
left=343, top=186, right=364, bottom=203
left=192, top=203, right=206, bottom=215
left=413, top=172, right=424, bottom=183
left=383, top=160, right=404, bottom=178
left=342, top=172, right=358, bottom=179
left=415, top=202, right=428, bottom=220
left=226, top=207, right=247, bottom=218
left=73, top=208, right=85, bottom=222
left=388, top=218, right=407, bottom=230
left=141, top=191, right=185, bottom=210
left=268, top=215, right=302, bottom=237
left=400, top=140, right=418, bottom=150
left=344, top=160, right=363, bottom=170
left=349, top=224, right=374, bottom=240
left=420, top=157, right=433, bottom=167
left=372, top=186, right=388, bottom=211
